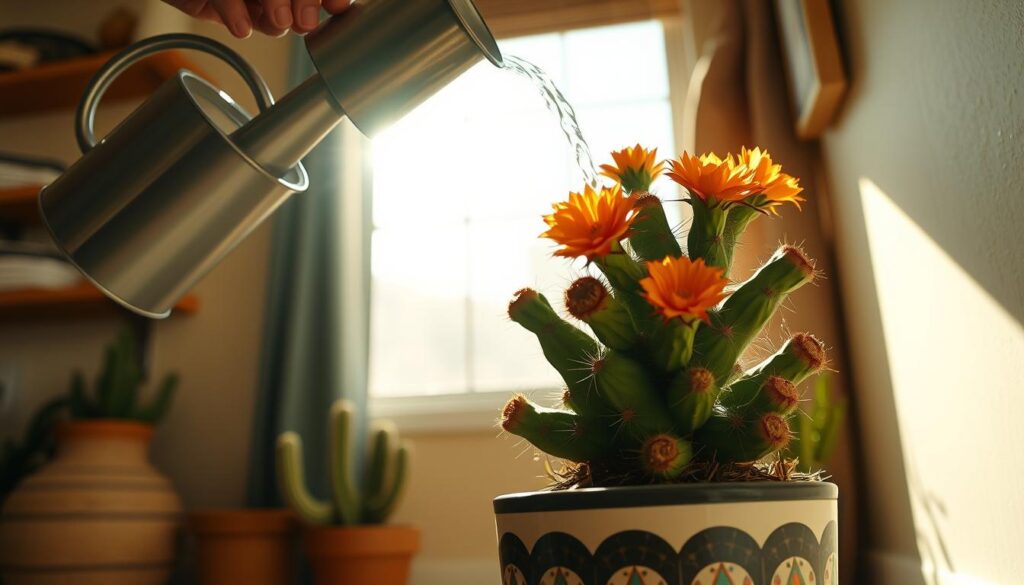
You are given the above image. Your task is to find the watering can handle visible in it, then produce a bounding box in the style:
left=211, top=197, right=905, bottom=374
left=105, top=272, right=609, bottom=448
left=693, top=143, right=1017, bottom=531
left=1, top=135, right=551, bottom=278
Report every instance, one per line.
left=75, top=33, right=275, bottom=153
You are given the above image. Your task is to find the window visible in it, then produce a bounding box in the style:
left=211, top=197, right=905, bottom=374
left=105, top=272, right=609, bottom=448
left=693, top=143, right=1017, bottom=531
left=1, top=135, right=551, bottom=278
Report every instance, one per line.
left=369, top=21, right=683, bottom=408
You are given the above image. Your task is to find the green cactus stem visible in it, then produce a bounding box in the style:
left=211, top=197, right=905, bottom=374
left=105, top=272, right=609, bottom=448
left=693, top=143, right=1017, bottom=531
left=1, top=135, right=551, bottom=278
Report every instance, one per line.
left=731, top=375, right=800, bottom=416
left=745, top=333, right=826, bottom=385
left=629, top=194, right=682, bottom=261
left=650, top=318, right=697, bottom=372
left=135, top=374, right=179, bottom=423
left=68, top=329, right=178, bottom=423
left=666, top=366, right=718, bottom=434
left=508, top=288, right=615, bottom=418
left=564, top=277, right=638, bottom=351
left=276, top=400, right=409, bottom=526
left=686, top=198, right=729, bottom=269
left=501, top=395, right=612, bottom=462
left=361, top=422, right=409, bottom=524
left=276, top=432, right=337, bottom=525
left=721, top=205, right=761, bottom=272
left=720, top=333, right=825, bottom=411
left=790, top=374, right=846, bottom=473
left=591, top=350, right=674, bottom=437
left=696, top=409, right=792, bottom=463
left=641, top=433, right=693, bottom=480
left=692, top=246, right=817, bottom=383
left=594, top=242, right=647, bottom=294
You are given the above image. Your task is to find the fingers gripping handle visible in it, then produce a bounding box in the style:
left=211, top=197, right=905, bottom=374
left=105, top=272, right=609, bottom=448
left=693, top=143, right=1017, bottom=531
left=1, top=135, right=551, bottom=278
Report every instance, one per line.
left=75, top=33, right=275, bottom=153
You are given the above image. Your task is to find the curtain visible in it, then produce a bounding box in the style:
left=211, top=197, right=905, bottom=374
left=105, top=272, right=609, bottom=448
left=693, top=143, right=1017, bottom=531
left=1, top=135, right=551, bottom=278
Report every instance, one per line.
left=680, top=1, right=861, bottom=582
left=246, top=38, right=370, bottom=508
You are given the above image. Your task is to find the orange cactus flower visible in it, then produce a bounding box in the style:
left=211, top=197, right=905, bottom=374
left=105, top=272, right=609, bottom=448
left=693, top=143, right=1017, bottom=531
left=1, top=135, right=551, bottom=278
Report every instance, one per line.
left=666, top=152, right=754, bottom=204
left=541, top=184, right=636, bottom=260
left=639, top=256, right=730, bottom=323
left=733, top=147, right=805, bottom=211
left=599, top=144, right=666, bottom=193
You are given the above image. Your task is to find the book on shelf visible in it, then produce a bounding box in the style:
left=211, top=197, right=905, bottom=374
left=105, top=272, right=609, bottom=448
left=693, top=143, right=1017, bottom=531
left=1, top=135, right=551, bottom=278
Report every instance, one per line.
left=0, top=240, right=80, bottom=292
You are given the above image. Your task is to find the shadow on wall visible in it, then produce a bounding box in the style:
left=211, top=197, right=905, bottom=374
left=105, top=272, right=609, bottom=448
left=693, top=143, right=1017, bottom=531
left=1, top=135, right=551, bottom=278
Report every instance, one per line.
left=829, top=0, right=1024, bottom=325
left=858, top=178, right=1022, bottom=585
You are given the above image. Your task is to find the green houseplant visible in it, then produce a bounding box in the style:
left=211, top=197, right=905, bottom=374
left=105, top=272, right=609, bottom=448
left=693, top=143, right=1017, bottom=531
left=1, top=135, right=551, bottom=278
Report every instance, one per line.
left=493, top=146, right=840, bottom=585
left=276, top=399, right=416, bottom=585
left=0, top=328, right=182, bottom=585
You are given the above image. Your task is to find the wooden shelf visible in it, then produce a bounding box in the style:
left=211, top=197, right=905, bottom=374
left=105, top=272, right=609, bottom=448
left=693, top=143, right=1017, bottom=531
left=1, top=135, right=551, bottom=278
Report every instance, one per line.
left=0, top=282, right=199, bottom=321
left=0, top=50, right=209, bottom=117
left=0, top=184, right=42, bottom=223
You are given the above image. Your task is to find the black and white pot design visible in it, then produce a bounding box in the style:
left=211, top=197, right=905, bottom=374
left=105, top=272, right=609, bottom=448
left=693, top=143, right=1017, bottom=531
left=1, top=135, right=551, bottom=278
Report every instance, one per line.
left=494, top=482, right=837, bottom=585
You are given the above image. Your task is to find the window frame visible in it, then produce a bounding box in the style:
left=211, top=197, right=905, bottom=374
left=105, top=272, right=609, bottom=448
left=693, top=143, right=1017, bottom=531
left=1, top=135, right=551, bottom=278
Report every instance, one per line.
left=362, top=17, right=690, bottom=433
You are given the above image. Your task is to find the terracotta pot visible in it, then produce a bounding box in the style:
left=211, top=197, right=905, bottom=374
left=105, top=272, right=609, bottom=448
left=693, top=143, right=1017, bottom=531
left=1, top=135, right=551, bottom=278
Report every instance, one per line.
left=189, top=509, right=296, bottom=585
left=304, top=524, right=420, bottom=585
left=494, top=481, right=839, bottom=585
left=0, top=420, right=183, bottom=585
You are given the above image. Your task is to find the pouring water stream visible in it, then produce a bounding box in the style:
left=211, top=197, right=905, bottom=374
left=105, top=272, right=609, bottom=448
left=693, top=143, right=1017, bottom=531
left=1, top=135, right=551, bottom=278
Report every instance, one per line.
left=501, top=55, right=600, bottom=187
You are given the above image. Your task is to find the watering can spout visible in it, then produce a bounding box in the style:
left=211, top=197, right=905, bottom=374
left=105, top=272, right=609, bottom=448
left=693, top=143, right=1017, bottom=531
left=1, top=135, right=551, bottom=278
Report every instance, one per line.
left=37, top=0, right=501, bottom=319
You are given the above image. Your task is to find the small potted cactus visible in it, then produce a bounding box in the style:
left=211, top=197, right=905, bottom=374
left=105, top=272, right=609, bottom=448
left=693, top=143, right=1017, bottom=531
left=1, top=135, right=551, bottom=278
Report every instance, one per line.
left=495, top=146, right=841, bottom=585
left=0, top=328, right=182, bottom=584
left=276, top=400, right=416, bottom=584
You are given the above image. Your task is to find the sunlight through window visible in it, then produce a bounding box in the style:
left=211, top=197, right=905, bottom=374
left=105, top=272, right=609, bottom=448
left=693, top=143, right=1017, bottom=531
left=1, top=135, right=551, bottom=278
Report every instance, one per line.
left=370, top=21, right=679, bottom=398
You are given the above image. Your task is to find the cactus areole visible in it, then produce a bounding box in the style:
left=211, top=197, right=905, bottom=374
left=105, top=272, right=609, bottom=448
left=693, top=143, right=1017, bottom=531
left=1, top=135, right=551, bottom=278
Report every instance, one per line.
left=500, top=145, right=836, bottom=487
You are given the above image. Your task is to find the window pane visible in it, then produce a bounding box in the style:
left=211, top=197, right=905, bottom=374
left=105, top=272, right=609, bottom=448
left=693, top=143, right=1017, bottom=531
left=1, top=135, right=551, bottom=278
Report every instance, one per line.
left=369, top=227, right=468, bottom=396
left=564, top=21, right=670, bottom=103
left=466, top=219, right=580, bottom=393
left=369, top=20, right=678, bottom=400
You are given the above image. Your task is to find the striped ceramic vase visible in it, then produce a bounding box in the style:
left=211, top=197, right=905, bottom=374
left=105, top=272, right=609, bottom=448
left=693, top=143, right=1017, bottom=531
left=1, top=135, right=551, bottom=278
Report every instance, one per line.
left=0, top=421, right=183, bottom=584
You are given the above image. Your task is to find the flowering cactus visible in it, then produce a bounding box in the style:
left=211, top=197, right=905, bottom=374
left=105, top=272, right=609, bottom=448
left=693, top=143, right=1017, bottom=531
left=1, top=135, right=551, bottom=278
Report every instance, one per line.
left=501, top=145, right=828, bottom=482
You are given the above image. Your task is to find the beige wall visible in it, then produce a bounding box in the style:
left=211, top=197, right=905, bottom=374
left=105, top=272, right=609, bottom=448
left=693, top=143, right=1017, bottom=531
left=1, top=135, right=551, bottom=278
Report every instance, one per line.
left=0, top=0, right=291, bottom=509
left=822, top=0, right=1024, bottom=583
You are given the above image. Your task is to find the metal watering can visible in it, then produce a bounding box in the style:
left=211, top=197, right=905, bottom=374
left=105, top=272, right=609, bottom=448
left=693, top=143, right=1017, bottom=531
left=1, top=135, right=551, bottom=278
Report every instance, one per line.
left=38, top=0, right=502, bottom=318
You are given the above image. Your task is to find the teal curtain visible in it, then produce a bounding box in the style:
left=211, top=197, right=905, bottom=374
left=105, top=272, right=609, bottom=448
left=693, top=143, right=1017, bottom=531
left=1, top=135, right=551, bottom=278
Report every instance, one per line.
left=246, top=38, right=370, bottom=508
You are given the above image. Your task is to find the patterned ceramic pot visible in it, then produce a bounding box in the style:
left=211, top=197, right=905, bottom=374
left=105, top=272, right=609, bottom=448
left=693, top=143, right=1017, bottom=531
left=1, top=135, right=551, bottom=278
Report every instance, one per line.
left=493, top=482, right=837, bottom=585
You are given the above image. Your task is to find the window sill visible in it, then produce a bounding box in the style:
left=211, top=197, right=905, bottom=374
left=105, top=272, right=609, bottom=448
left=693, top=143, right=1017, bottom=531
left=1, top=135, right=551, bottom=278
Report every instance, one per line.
left=369, top=390, right=554, bottom=436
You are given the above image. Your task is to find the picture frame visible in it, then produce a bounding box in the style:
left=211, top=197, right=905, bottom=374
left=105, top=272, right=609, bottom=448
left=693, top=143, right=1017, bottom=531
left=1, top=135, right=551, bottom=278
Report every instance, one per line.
left=774, top=0, right=848, bottom=139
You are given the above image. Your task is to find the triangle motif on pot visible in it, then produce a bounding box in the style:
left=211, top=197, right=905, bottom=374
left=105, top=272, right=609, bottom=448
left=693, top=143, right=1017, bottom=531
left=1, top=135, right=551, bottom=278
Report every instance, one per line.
left=553, top=568, right=569, bottom=585
left=787, top=561, right=807, bottom=585
left=712, top=563, right=735, bottom=585
left=627, top=567, right=646, bottom=585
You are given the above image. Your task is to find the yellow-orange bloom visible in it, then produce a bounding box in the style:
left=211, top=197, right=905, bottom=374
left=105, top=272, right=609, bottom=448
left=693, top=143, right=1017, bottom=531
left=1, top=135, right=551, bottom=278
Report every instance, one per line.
left=666, top=152, right=754, bottom=204
left=541, top=184, right=635, bottom=260
left=732, top=147, right=805, bottom=211
left=639, top=256, right=730, bottom=323
left=600, top=144, right=665, bottom=193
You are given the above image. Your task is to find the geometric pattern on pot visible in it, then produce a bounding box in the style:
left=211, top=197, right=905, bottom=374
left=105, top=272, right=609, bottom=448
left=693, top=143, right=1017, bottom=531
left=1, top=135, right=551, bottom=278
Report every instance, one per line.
left=594, top=530, right=679, bottom=585
left=818, top=521, right=839, bottom=585
left=762, top=523, right=821, bottom=585
left=497, top=520, right=840, bottom=584
left=531, top=532, right=593, bottom=585
left=680, top=527, right=761, bottom=585
left=501, top=532, right=532, bottom=585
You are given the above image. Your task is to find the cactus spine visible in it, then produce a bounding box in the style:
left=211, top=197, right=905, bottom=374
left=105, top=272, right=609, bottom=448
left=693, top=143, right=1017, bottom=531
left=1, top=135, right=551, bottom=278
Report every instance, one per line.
left=502, top=146, right=835, bottom=482
left=276, top=400, right=408, bottom=525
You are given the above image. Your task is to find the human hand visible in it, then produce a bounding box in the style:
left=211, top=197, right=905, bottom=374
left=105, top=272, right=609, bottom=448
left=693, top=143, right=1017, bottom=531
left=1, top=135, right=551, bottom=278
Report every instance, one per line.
left=162, top=0, right=352, bottom=38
